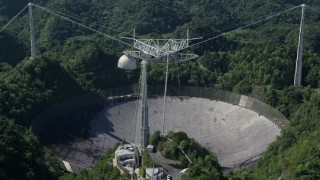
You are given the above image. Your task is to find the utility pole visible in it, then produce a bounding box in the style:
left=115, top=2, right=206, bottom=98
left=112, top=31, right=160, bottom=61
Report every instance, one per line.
left=294, top=4, right=306, bottom=86
left=29, top=3, right=36, bottom=60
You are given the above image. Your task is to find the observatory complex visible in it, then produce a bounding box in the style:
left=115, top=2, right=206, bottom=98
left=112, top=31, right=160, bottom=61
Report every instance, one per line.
left=22, top=2, right=306, bottom=176
left=31, top=20, right=290, bottom=175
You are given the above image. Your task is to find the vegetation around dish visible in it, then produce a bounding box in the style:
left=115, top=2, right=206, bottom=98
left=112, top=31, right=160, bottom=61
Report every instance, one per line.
left=59, top=145, right=125, bottom=180
left=0, top=0, right=320, bottom=179
left=150, top=130, right=224, bottom=179
left=139, top=150, right=161, bottom=178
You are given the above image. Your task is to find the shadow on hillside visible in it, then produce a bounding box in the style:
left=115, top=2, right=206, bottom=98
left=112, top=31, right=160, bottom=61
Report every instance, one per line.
left=38, top=103, right=104, bottom=145
left=0, top=32, right=27, bottom=66
left=38, top=97, right=128, bottom=146
left=88, top=102, right=125, bottom=142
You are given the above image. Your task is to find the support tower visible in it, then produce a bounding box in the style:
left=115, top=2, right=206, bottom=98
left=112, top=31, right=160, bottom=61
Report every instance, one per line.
left=294, top=4, right=306, bottom=86
left=118, top=31, right=200, bottom=149
left=29, top=3, right=36, bottom=60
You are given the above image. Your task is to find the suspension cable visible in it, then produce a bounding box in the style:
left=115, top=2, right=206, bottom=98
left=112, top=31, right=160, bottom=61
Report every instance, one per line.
left=33, top=4, right=133, bottom=37
left=30, top=3, right=131, bottom=46
left=307, top=5, right=320, bottom=15
left=175, top=62, right=181, bottom=88
left=1, top=3, right=303, bottom=52
left=184, top=4, right=302, bottom=50
left=0, top=4, right=29, bottom=33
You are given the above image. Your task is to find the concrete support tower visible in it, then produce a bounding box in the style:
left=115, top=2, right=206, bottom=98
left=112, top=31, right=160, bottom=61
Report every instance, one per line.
left=140, top=60, right=149, bottom=148
left=294, top=4, right=306, bottom=86
left=118, top=30, right=199, bottom=149
left=29, top=3, right=36, bottom=60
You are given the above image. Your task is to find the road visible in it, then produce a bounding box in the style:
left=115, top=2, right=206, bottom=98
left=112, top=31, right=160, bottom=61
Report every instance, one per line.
left=149, top=152, right=183, bottom=180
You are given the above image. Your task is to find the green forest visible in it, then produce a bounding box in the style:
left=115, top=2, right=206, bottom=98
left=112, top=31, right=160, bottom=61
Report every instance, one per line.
left=149, top=131, right=224, bottom=179
left=0, top=0, right=320, bottom=179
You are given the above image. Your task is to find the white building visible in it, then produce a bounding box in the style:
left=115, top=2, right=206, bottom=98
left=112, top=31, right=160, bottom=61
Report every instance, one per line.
left=146, top=168, right=166, bottom=180
left=114, top=144, right=139, bottom=174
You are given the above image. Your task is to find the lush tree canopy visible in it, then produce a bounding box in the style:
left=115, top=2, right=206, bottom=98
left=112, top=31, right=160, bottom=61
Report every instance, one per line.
left=152, top=131, right=224, bottom=179
left=0, top=116, right=62, bottom=179
left=0, top=0, right=320, bottom=179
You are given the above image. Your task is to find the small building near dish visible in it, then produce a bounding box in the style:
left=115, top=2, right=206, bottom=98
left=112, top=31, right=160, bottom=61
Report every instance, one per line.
left=113, top=144, right=140, bottom=175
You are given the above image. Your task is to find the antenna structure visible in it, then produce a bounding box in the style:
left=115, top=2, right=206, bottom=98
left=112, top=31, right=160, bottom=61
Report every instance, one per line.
left=29, top=3, right=36, bottom=60
left=118, top=30, right=200, bottom=149
left=294, top=4, right=306, bottom=87
left=0, top=2, right=307, bottom=149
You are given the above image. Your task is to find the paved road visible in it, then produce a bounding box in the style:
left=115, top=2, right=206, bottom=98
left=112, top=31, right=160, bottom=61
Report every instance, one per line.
left=149, top=152, right=183, bottom=180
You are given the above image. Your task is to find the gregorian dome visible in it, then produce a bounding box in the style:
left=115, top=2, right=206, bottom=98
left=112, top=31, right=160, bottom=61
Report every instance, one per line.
left=118, top=55, right=137, bottom=70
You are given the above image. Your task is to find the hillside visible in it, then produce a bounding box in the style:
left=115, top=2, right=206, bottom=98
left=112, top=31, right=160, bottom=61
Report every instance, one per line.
left=0, top=0, right=320, bottom=179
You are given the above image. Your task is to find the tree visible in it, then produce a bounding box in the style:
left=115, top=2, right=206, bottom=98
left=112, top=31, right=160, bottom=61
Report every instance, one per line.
left=0, top=116, right=62, bottom=179
left=149, top=130, right=161, bottom=146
